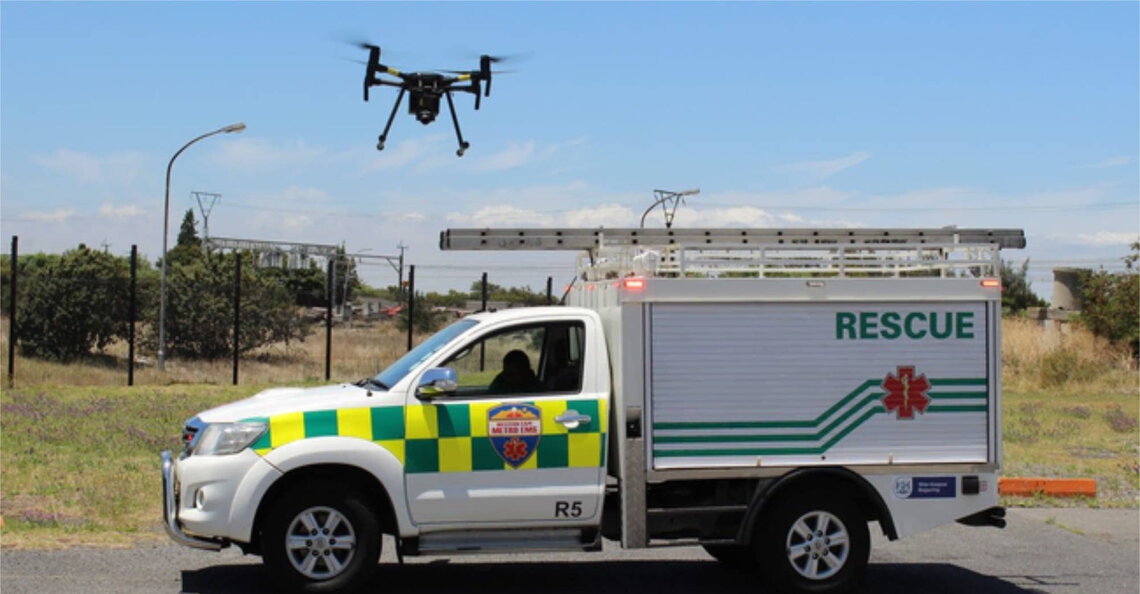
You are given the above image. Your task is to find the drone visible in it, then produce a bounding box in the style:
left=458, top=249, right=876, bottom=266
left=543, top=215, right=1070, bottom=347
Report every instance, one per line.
left=358, top=43, right=505, bottom=157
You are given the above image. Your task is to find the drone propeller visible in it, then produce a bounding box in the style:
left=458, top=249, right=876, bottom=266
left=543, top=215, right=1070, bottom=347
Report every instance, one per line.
left=480, top=55, right=508, bottom=97
left=362, top=44, right=381, bottom=101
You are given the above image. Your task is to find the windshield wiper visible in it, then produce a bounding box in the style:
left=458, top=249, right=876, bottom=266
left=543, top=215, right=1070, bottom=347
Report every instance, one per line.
left=356, top=377, right=388, bottom=391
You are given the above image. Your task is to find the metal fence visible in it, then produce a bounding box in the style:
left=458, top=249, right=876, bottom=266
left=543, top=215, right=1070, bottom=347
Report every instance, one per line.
left=2, top=236, right=557, bottom=388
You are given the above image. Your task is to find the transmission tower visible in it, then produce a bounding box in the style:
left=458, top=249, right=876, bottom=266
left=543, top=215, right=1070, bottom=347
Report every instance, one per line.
left=192, top=191, right=222, bottom=241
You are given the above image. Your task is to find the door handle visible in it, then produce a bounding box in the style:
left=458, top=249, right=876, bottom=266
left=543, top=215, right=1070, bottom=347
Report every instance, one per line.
left=554, top=410, right=592, bottom=430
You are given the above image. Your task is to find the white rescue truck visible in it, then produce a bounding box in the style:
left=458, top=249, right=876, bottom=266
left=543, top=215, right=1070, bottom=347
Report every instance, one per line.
left=162, top=227, right=1024, bottom=594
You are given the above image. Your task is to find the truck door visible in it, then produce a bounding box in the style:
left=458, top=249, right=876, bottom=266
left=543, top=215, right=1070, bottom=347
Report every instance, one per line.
left=404, top=320, right=607, bottom=526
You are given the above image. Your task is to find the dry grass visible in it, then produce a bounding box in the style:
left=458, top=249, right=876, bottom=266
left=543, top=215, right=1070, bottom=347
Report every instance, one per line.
left=1001, top=316, right=1137, bottom=394
left=998, top=317, right=1138, bottom=508
left=0, top=316, right=414, bottom=388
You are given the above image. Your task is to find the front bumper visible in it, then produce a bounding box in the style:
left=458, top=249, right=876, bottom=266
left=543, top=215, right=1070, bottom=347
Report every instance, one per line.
left=161, top=450, right=226, bottom=550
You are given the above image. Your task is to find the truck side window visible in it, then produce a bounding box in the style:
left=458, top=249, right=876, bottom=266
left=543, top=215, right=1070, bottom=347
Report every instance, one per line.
left=540, top=323, right=584, bottom=393
left=439, top=321, right=585, bottom=397
left=443, top=325, right=546, bottom=396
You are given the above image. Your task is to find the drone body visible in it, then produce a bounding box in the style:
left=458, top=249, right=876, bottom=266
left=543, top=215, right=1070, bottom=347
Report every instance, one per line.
left=360, top=44, right=501, bottom=156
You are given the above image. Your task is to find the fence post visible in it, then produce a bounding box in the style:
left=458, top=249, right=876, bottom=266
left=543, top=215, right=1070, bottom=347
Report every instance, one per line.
left=406, top=265, right=415, bottom=352
left=128, top=245, right=137, bottom=386
left=7, top=235, right=17, bottom=389
left=481, top=272, right=488, bottom=312
left=325, top=259, right=333, bottom=381
left=232, top=251, right=241, bottom=386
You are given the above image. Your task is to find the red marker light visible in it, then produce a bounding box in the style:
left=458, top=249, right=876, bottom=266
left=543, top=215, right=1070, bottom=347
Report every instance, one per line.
left=981, top=279, right=1002, bottom=289
left=623, top=277, right=646, bottom=290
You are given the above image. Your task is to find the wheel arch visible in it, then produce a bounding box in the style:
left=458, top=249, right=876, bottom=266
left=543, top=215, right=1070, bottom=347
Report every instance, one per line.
left=247, top=462, right=399, bottom=555
left=739, top=467, right=897, bottom=544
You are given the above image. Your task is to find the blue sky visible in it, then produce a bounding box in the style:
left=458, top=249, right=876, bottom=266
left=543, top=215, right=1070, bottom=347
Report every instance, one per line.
left=2, top=2, right=1137, bottom=297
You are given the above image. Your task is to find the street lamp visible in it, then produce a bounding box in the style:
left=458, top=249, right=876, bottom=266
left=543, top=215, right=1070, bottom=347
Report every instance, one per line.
left=158, top=122, right=246, bottom=370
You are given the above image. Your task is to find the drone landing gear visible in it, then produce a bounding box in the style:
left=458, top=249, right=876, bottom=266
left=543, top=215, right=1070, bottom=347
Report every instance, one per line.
left=376, top=87, right=407, bottom=152
left=444, top=91, right=470, bottom=157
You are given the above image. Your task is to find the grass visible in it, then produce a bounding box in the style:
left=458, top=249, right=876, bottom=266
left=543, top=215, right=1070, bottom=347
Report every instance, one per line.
left=0, top=316, right=1136, bottom=549
left=0, top=316, right=412, bottom=387
left=0, top=385, right=245, bottom=549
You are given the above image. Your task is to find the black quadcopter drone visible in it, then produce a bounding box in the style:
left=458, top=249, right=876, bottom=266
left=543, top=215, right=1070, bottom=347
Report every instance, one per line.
left=359, top=43, right=505, bottom=157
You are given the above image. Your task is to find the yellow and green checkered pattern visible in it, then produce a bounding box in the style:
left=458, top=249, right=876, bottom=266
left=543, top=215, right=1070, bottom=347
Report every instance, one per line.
left=245, top=398, right=607, bottom=474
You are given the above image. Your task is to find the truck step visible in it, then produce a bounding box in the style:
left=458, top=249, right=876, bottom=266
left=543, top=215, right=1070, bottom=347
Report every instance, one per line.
left=416, top=528, right=597, bottom=555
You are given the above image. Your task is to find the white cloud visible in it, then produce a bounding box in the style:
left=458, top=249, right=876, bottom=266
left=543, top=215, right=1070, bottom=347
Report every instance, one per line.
left=25, top=208, right=76, bottom=222
left=1064, top=231, right=1140, bottom=247
left=99, top=203, right=145, bottom=218
left=783, top=151, right=871, bottom=179
left=32, top=149, right=146, bottom=185
left=368, top=135, right=449, bottom=172
left=207, top=138, right=327, bottom=171
left=448, top=205, right=558, bottom=227
left=1081, top=155, right=1131, bottom=169
left=469, top=141, right=537, bottom=171
left=282, top=215, right=313, bottom=230
left=562, top=204, right=639, bottom=228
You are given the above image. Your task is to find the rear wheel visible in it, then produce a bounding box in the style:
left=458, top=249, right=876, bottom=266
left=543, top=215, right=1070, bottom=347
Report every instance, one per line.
left=757, top=491, right=869, bottom=594
left=262, top=483, right=381, bottom=593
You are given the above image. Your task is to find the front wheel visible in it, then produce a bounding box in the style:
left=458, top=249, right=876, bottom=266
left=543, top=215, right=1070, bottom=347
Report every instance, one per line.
left=262, top=483, right=381, bottom=593
left=756, top=491, right=869, bottom=594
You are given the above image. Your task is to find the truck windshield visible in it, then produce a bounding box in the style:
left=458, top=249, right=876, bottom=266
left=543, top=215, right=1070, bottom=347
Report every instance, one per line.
left=373, top=319, right=479, bottom=388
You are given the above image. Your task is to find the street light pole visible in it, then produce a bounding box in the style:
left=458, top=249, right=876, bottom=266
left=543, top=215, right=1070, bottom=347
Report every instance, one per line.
left=158, top=122, right=246, bottom=371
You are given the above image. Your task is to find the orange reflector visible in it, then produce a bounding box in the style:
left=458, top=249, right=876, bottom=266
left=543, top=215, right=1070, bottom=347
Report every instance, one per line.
left=623, top=277, right=646, bottom=290
left=981, top=279, right=1002, bottom=289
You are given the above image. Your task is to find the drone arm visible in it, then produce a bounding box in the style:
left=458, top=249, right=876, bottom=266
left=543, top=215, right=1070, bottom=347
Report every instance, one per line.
left=444, top=90, right=470, bottom=157
left=376, top=87, right=406, bottom=151
left=364, top=64, right=406, bottom=101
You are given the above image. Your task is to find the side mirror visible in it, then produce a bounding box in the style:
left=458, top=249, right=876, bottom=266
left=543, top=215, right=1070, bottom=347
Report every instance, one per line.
left=416, top=367, right=458, bottom=400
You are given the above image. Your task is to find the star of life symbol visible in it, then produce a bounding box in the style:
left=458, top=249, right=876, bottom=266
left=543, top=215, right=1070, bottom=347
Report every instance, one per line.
left=881, top=366, right=931, bottom=420
left=487, top=404, right=542, bottom=468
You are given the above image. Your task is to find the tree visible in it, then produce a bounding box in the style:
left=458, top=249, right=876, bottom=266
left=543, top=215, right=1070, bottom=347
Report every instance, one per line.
left=16, top=246, right=132, bottom=360
left=467, top=280, right=549, bottom=306
left=396, top=292, right=445, bottom=334
left=155, top=249, right=312, bottom=359
left=1078, top=243, right=1140, bottom=352
left=1000, top=258, right=1047, bottom=314
left=167, top=209, right=203, bottom=267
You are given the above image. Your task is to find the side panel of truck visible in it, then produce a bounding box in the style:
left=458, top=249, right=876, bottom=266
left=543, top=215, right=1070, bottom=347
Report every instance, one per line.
left=646, top=302, right=993, bottom=470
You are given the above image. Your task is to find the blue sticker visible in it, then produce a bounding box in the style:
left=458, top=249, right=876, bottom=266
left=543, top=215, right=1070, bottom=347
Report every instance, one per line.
left=893, top=476, right=957, bottom=499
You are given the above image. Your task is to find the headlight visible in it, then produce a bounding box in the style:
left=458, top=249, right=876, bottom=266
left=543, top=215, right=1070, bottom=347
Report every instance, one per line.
left=192, top=422, right=267, bottom=456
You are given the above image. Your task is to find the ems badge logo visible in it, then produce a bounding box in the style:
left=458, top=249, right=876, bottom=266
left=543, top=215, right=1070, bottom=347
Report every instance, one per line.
left=487, top=404, right=542, bottom=468
left=881, top=365, right=931, bottom=420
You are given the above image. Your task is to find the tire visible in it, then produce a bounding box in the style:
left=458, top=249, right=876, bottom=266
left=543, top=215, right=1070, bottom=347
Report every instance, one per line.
left=262, top=483, right=381, bottom=593
left=702, top=543, right=754, bottom=570
left=756, top=491, right=869, bottom=594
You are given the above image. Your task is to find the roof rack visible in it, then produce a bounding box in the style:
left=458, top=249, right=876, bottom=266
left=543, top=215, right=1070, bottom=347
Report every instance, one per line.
left=440, top=227, right=1027, bottom=251
left=440, top=227, right=1026, bottom=279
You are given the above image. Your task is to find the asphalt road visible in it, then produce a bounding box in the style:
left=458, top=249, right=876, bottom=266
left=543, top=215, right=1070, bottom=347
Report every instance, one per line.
left=2, top=509, right=1136, bottom=594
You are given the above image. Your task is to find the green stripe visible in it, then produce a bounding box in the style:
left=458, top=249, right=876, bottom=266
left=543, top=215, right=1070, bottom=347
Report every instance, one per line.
left=654, top=406, right=887, bottom=457
left=929, top=391, right=988, bottom=400
left=927, top=404, right=988, bottom=413
left=655, top=392, right=883, bottom=445
left=654, top=380, right=879, bottom=431
left=653, top=377, right=987, bottom=433
left=930, top=378, right=987, bottom=386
